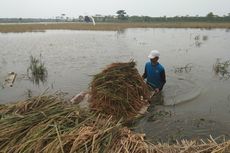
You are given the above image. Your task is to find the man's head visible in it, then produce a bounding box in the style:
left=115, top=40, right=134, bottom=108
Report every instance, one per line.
left=148, top=50, right=160, bottom=63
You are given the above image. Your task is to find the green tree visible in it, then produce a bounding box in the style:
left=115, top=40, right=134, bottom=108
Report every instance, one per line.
left=116, top=10, right=127, bottom=20
left=144, top=16, right=151, bottom=22
left=206, top=12, right=214, bottom=18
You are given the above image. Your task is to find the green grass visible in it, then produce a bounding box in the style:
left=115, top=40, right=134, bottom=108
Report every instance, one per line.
left=27, top=55, right=48, bottom=85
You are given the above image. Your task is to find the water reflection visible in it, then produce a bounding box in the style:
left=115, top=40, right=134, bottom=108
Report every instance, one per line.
left=25, top=89, right=33, bottom=98
left=147, top=109, right=172, bottom=122
left=1, top=58, right=7, bottom=65
left=27, top=55, right=48, bottom=85
left=194, top=35, right=202, bottom=47
left=116, top=29, right=126, bottom=35
left=213, top=58, right=230, bottom=80
left=151, top=92, right=165, bottom=105
left=202, top=35, right=208, bottom=41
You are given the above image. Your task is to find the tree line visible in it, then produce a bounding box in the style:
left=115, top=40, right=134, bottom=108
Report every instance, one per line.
left=1, top=11, right=230, bottom=23
left=97, top=10, right=230, bottom=23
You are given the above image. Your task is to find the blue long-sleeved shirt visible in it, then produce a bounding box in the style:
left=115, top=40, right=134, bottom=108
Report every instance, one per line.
left=142, top=61, right=166, bottom=90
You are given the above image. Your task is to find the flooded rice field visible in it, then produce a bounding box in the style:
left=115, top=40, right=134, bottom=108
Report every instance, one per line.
left=0, top=28, right=230, bottom=142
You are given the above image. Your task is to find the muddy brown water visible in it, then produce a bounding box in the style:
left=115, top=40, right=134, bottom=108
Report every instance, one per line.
left=0, top=29, right=230, bottom=142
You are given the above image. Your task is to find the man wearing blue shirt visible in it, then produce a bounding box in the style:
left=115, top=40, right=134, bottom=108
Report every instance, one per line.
left=142, top=50, right=166, bottom=94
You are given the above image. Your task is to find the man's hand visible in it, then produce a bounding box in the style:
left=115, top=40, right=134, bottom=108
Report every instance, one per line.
left=154, top=88, right=160, bottom=94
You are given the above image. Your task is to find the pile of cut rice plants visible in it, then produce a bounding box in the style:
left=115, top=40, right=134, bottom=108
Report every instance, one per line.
left=0, top=94, right=152, bottom=153
left=90, top=61, right=150, bottom=120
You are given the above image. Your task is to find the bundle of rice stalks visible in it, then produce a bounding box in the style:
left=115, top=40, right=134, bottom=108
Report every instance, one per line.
left=0, top=94, right=65, bottom=117
left=90, top=61, right=150, bottom=120
left=0, top=92, right=153, bottom=153
left=108, top=127, right=151, bottom=153
left=43, top=115, right=122, bottom=153
left=150, top=136, right=230, bottom=153
left=1, top=96, right=230, bottom=153
left=0, top=104, right=8, bottom=119
left=0, top=97, right=94, bottom=152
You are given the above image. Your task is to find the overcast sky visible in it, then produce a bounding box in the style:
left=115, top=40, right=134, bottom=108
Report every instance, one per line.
left=0, top=0, right=230, bottom=18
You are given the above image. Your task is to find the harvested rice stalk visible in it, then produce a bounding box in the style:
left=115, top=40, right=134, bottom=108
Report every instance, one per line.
left=108, top=127, right=150, bottom=153
left=0, top=99, right=94, bottom=153
left=1, top=94, right=230, bottom=153
left=90, top=61, right=150, bottom=120
left=150, top=136, right=230, bottom=153
left=43, top=115, right=121, bottom=153
left=0, top=104, right=8, bottom=119
left=0, top=94, right=66, bottom=117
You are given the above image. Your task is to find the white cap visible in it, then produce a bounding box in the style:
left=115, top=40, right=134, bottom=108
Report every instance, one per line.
left=148, top=50, right=160, bottom=59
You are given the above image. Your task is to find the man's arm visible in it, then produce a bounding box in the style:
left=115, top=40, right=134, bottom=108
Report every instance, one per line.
left=142, top=66, right=147, bottom=79
left=160, top=69, right=166, bottom=90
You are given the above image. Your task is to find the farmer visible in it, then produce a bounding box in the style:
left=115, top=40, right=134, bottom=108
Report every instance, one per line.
left=142, top=50, right=166, bottom=94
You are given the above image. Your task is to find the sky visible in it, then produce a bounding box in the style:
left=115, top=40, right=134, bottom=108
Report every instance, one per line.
left=0, top=0, right=230, bottom=18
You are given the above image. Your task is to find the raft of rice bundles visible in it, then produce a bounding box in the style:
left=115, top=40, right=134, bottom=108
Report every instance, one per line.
left=90, top=61, right=150, bottom=119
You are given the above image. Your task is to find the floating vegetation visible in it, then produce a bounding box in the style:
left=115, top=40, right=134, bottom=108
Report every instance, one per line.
left=194, top=34, right=208, bottom=47
left=27, top=55, right=48, bottom=85
left=213, top=58, right=230, bottom=80
left=90, top=61, right=150, bottom=120
left=147, top=110, right=172, bottom=122
left=195, top=40, right=202, bottom=47
left=194, top=35, right=200, bottom=40
left=193, top=35, right=208, bottom=47
left=174, top=63, right=193, bottom=73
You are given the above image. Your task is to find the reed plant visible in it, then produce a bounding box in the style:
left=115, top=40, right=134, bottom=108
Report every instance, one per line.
left=174, top=63, right=193, bottom=73
left=27, top=55, right=48, bottom=85
left=213, top=58, right=230, bottom=80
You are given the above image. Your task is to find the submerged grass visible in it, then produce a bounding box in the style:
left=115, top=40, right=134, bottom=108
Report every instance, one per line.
left=174, top=63, right=193, bottom=73
left=27, top=55, right=48, bottom=85
left=0, top=22, right=230, bottom=33
left=213, top=58, right=230, bottom=80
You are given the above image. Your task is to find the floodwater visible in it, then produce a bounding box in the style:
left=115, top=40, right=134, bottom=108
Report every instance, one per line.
left=0, top=28, right=230, bottom=142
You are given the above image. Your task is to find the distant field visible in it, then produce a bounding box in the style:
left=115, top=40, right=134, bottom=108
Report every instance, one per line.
left=0, top=22, right=230, bottom=32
